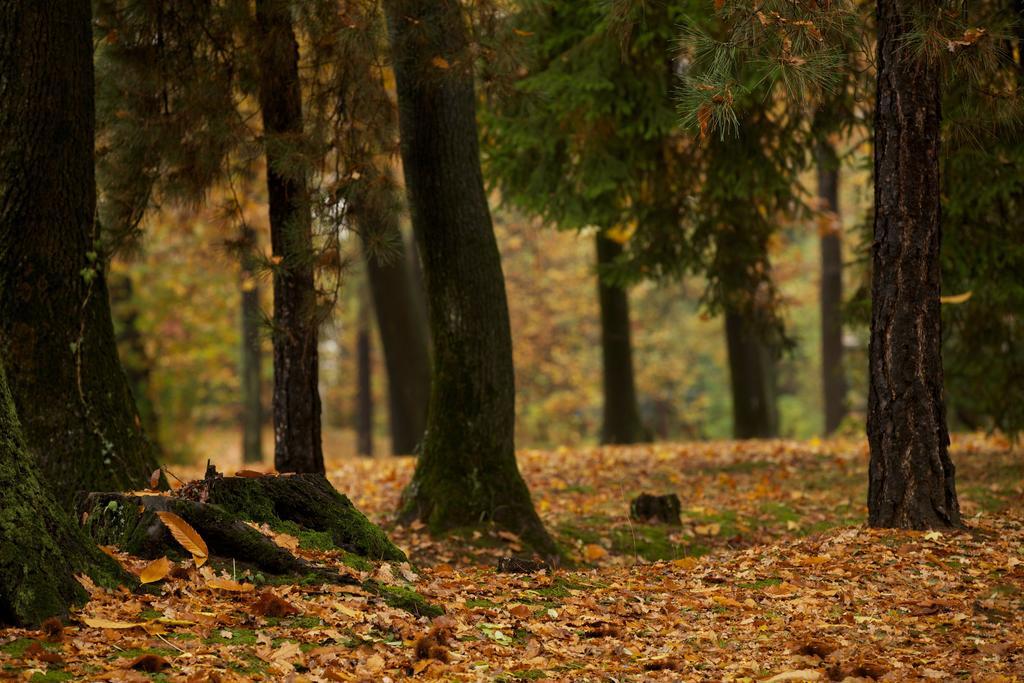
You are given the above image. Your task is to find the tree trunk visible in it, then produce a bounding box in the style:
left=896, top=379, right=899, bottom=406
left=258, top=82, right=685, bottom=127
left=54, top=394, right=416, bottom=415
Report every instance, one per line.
left=240, top=226, right=264, bottom=464
left=356, top=291, right=374, bottom=457
left=595, top=233, right=647, bottom=444
left=817, top=141, right=847, bottom=435
left=363, top=216, right=431, bottom=456
left=255, top=0, right=323, bottom=474
left=0, top=2, right=133, bottom=626
left=868, top=0, right=960, bottom=529
left=0, top=362, right=130, bottom=627
left=383, top=0, right=559, bottom=559
left=0, top=0, right=158, bottom=509
left=724, top=309, right=779, bottom=439
left=109, top=271, right=162, bottom=450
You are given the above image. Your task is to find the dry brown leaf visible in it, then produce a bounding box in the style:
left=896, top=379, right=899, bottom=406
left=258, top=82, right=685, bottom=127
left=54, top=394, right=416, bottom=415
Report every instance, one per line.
left=206, top=577, right=255, bottom=592
left=156, top=511, right=209, bottom=567
left=138, top=556, right=172, bottom=584
left=81, top=617, right=145, bottom=629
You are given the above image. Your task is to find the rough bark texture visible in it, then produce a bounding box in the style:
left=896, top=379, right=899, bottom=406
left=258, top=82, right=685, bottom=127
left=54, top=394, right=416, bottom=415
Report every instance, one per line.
left=240, top=226, right=264, bottom=464
left=868, top=0, right=960, bottom=529
left=356, top=295, right=374, bottom=457
left=255, top=0, right=323, bottom=474
left=384, top=0, right=559, bottom=560
left=0, top=364, right=129, bottom=626
left=0, top=0, right=157, bottom=508
left=596, top=233, right=648, bottom=445
left=364, top=228, right=431, bottom=456
left=725, top=310, right=779, bottom=439
left=817, top=141, right=847, bottom=435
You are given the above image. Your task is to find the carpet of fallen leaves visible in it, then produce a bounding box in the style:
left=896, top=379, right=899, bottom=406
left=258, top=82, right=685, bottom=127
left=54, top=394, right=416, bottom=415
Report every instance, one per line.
left=2, top=434, right=1023, bottom=682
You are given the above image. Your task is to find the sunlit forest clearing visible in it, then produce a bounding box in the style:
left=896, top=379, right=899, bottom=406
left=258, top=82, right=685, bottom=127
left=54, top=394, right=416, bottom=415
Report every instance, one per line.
left=2, top=0, right=1024, bottom=681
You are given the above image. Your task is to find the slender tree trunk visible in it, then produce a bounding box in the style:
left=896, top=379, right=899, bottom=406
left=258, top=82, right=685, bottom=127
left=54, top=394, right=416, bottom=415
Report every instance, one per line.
left=0, top=0, right=158, bottom=509
left=240, top=226, right=264, bottom=464
left=255, top=0, right=323, bottom=474
left=724, top=310, right=779, bottom=439
left=109, top=271, right=162, bottom=450
left=362, top=211, right=431, bottom=456
left=356, top=290, right=374, bottom=457
left=595, top=233, right=647, bottom=444
left=868, top=0, right=960, bottom=529
left=384, top=0, right=558, bottom=559
left=0, top=0, right=134, bottom=626
left=817, top=141, right=847, bottom=435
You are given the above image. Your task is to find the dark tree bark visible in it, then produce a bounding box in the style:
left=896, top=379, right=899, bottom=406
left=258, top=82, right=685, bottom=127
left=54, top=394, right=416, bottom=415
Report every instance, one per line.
left=724, top=310, right=779, bottom=439
left=383, top=0, right=559, bottom=559
left=363, top=220, right=431, bottom=456
left=239, top=226, right=264, bottom=464
left=816, top=141, right=847, bottom=435
left=356, top=292, right=374, bottom=457
left=0, top=2, right=134, bottom=626
left=255, top=0, right=323, bottom=474
left=0, top=363, right=130, bottom=626
left=0, top=0, right=158, bottom=508
left=868, top=0, right=960, bottom=529
left=595, top=233, right=647, bottom=445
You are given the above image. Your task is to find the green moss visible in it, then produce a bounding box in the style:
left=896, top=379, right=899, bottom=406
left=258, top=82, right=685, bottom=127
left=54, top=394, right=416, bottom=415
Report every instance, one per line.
left=466, top=598, right=500, bottom=609
left=29, top=672, right=74, bottom=682
left=737, top=577, right=783, bottom=589
left=138, top=610, right=162, bottom=620
left=369, top=583, right=444, bottom=617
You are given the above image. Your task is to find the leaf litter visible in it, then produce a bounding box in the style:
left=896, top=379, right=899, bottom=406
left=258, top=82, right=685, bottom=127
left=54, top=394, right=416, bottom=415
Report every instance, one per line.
left=1, top=433, right=1022, bottom=680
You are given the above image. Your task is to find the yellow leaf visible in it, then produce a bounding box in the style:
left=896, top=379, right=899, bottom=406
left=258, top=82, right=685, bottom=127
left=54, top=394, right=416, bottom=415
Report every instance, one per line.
left=431, top=56, right=450, bottom=69
left=605, top=221, right=637, bottom=245
left=712, top=595, right=744, bottom=608
left=138, top=556, right=172, bottom=584
left=940, top=291, right=972, bottom=304
left=694, top=523, right=721, bottom=536
left=82, top=617, right=145, bottom=629
left=513, top=29, right=535, bottom=37
left=156, top=511, right=209, bottom=567
left=206, top=577, right=255, bottom=592
left=671, top=557, right=699, bottom=570
left=582, top=544, right=608, bottom=562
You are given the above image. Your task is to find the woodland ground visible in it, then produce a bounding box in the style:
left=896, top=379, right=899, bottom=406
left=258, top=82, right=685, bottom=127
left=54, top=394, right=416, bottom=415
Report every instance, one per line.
left=1, top=434, right=1022, bottom=681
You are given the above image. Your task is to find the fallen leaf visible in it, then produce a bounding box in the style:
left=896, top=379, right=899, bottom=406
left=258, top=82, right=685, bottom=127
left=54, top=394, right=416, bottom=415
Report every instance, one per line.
left=583, top=544, right=608, bottom=561
left=206, top=577, right=255, bottom=592
left=81, top=617, right=145, bottom=630
left=940, top=291, right=972, bottom=304
left=431, top=56, right=450, bottom=69
left=138, top=556, right=172, bottom=584
left=156, top=511, right=209, bottom=567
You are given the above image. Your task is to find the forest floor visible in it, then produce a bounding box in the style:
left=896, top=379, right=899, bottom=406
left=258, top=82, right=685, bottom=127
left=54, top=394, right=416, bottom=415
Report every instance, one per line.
left=1, top=434, right=1022, bottom=681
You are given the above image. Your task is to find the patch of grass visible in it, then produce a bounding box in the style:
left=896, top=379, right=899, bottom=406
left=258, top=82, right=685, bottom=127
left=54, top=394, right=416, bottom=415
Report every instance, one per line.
left=29, top=672, right=74, bottom=682
left=708, top=460, right=773, bottom=474
left=962, top=486, right=1012, bottom=513
left=610, top=524, right=685, bottom=561
left=372, top=583, right=444, bottom=617
left=227, top=653, right=267, bottom=676
left=204, top=628, right=258, bottom=646
left=138, top=609, right=163, bottom=620
left=466, top=598, right=500, bottom=609
left=508, top=669, right=549, bottom=680
left=760, top=502, right=800, bottom=524
left=108, top=647, right=177, bottom=659
left=737, top=577, right=783, bottom=589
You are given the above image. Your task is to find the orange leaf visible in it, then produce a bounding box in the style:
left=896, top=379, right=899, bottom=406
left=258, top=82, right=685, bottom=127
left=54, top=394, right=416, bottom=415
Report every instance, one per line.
left=82, top=617, right=145, bottom=629
left=149, top=468, right=162, bottom=489
left=697, top=104, right=712, bottom=141
left=431, top=56, right=450, bottom=69
left=234, top=469, right=267, bottom=478
left=206, top=578, right=255, bottom=592
left=714, top=0, right=725, bottom=10
left=156, top=511, right=209, bottom=567
left=138, top=556, right=172, bottom=584
left=940, top=291, right=972, bottom=304
left=582, top=544, right=608, bottom=562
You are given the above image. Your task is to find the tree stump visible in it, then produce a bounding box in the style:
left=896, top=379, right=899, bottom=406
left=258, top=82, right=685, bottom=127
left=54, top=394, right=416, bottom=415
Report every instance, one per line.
left=629, top=493, right=682, bottom=525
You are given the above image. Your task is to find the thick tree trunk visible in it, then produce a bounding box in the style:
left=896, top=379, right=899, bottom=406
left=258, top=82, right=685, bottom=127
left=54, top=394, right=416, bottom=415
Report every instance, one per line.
left=363, top=218, right=431, bottom=456
left=255, top=0, right=323, bottom=474
left=724, top=310, right=779, bottom=439
left=0, top=363, right=130, bottom=626
left=356, top=293, right=374, bottom=457
left=868, top=0, right=960, bottom=529
left=817, top=141, right=847, bottom=435
left=595, top=233, right=647, bottom=445
left=109, top=271, right=162, bottom=450
left=384, top=0, right=559, bottom=559
left=0, top=0, right=158, bottom=509
left=240, top=227, right=264, bottom=464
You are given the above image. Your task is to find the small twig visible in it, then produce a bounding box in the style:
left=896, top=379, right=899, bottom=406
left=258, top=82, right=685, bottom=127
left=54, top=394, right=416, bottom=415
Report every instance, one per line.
left=156, top=632, right=186, bottom=654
